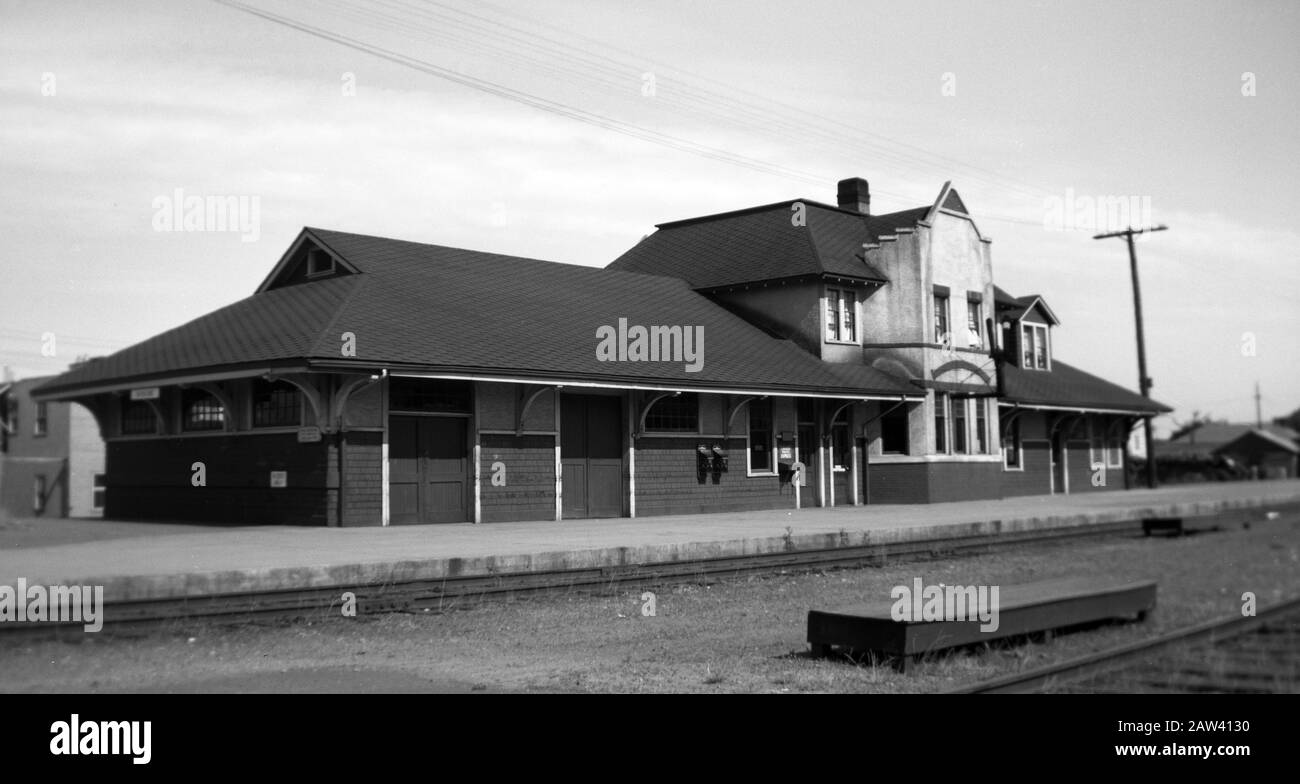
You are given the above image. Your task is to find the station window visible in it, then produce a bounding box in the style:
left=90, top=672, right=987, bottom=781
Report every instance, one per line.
left=934, top=394, right=949, bottom=454
left=880, top=404, right=909, bottom=455
left=389, top=378, right=472, bottom=414
left=643, top=393, right=699, bottom=433
left=252, top=379, right=302, bottom=428
left=975, top=399, right=989, bottom=453
left=34, top=402, right=48, bottom=437
left=952, top=398, right=968, bottom=454
left=92, top=473, right=107, bottom=510
left=1002, top=417, right=1021, bottom=469
left=747, top=399, right=775, bottom=474
left=121, top=399, right=157, bottom=435
left=1088, top=421, right=1125, bottom=469
left=182, top=388, right=226, bottom=432
left=1106, top=433, right=1124, bottom=469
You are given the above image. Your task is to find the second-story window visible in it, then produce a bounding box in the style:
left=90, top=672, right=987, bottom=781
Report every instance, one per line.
left=825, top=288, right=857, bottom=342
left=934, top=293, right=950, bottom=344
left=1021, top=323, right=1050, bottom=369
left=306, top=248, right=334, bottom=277
left=34, top=402, right=48, bottom=437
left=967, top=299, right=984, bottom=349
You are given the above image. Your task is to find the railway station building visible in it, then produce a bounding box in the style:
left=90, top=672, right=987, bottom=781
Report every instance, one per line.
left=33, top=177, right=1169, bottom=525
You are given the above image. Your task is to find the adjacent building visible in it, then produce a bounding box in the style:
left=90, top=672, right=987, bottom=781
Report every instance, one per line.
left=32, top=177, right=1170, bottom=525
left=0, top=375, right=106, bottom=519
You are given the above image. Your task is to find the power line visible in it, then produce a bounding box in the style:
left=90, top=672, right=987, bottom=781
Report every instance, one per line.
left=213, top=0, right=1061, bottom=228
left=432, top=0, right=1064, bottom=201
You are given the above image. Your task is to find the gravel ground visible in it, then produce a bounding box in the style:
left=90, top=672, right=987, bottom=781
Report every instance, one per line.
left=1, top=515, right=1297, bottom=693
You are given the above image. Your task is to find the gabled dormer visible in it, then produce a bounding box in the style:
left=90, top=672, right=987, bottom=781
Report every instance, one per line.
left=994, top=286, right=1060, bottom=370
left=255, top=228, right=359, bottom=293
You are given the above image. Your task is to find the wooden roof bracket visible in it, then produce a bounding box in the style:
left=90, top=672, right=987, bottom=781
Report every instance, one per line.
left=330, top=370, right=386, bottom=433
left=264, top=372, right=326, bottom=431
left=193, top=382, right=236, bottom=433
left=724, top=395, right=765, bottom=437
left=516, top=384, right=553, bottom=436
left=635, top=390, right=679, bottom=439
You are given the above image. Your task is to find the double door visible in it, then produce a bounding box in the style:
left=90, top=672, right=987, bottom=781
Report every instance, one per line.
left=561, top=395, right=624, bottom=518
left=388, top=415, right=469, bottom=524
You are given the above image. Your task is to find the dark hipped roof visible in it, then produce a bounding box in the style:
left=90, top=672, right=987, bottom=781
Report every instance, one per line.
left=34, top=228, right=919, bottom=399
left=607, top=200, right=931, bottom=290
left=1000, top=360, right=1170, bottom=414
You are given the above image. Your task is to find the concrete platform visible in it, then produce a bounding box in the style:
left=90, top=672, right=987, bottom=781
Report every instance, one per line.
left=1, top=481, right=1298, bottom=603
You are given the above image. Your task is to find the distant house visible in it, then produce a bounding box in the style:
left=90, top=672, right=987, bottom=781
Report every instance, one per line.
left=1214, top=429, right=1299, bottom=479
left=0, top=374, right=106, bottom=519
left=1158, top=422, right=1300, bottom=460
left=1275, top=407, right=1300, bottom=433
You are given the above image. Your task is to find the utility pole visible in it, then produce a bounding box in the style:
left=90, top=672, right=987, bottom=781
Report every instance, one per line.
left=1094, top=224, right=1167, bottom=489
left=1255, top=382, right=1262, bottom=428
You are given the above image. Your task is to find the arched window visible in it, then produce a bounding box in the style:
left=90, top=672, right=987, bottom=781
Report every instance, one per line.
left=182, top=388, right=225, bottom=432
left=644, top=393, right=698, bottom=433
left=252, top=379, right=302, bottom=428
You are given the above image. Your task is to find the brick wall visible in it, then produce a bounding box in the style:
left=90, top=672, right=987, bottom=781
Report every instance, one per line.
left=106, top=433, right=330, bottom=525
left=480, top=434, right=556, bottom=522
left=326, top=430, right=383, bottom=526
left=1001, top=440, right=1052, bottom=497
left=1066, top=441, right=1110, bottom=493
left=866, top=460, right=1004, bottom=504
left=634, top=436, right=796, bottom=516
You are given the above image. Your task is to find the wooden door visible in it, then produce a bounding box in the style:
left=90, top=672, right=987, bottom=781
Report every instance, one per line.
left=388, top=415, right=469, bottom=524
left=561, top=395, right=624, bottom=518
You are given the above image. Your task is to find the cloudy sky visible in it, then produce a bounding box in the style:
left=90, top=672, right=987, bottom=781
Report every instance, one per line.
left=2, top=0, right=1297, bottom=433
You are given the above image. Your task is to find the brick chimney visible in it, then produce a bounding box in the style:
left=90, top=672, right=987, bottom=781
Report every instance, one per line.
left=837, top=177, right=870, bottom=214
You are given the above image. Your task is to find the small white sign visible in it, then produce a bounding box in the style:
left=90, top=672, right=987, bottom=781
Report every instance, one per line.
left=130, top=387, right=160, bottom=401
left=778, top=447, right=793, bottom=460
left=270, top=471, right=287, bottom=488
left=297, top=426, right=322, bottom=443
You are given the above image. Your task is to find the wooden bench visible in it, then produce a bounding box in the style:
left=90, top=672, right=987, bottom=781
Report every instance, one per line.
left=808, top=577, right=1157, bottom=672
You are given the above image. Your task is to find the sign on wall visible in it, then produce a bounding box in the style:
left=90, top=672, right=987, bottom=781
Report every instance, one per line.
left=130, top=387, right=160, bottom=401
left=297, top=426, right=322, bottom=443
left=270, top=471, right=287, bottom=488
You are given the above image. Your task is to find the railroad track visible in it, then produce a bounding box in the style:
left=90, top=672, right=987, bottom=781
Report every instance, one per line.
left=953, top=596, right=1300, bottom=694
left=0, top=503, right=1288, bottom=638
